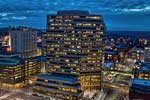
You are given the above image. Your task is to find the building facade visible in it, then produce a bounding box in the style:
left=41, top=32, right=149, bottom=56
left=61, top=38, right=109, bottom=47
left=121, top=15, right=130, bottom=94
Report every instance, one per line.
left=10, top=27, right=38, bottom=58
left=25, top=56, right=42, bottom=84
left=144, top=46, right=150, bottom=62
left=0, top=57, right=25, bottom=88
left=33, top=74, right=81, bottom=100
left=130, top=62, right=150, bottom=99
left=0, top=55, right=42, bottom=89
left=129, top=79, right=150, bottom=100
left=34, top=10, right=105, bottom=99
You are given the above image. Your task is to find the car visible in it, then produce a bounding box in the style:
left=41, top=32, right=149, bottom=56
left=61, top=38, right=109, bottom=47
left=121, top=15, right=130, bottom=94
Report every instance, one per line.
left=32, top=93, right=38, bottom=96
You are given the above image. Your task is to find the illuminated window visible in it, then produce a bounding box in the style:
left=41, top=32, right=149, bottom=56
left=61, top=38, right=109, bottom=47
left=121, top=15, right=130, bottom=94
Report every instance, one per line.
left=86, top=16, right=101, bottom=19
left=77, top=46, right=81, bottom=48
left=44, top=80, right=48, bottom=82
left=49, top=19, right=53, bottom=22
left=65, top=59, right=69, bottom=62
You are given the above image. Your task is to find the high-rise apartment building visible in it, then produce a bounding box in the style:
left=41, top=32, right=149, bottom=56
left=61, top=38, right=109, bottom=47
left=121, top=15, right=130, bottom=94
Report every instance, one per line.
left=34, top=10, right=105, bottom=99
left=10, top=27, right=38, bottom=58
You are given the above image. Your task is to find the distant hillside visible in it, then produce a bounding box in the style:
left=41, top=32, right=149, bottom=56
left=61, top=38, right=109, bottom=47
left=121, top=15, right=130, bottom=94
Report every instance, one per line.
left=107, top=31, right=150, bottom=39
left=0, top=27, right=150, bottom=39
left=0, top=27, right=9, bottom=36
left=0, top=27, right=43, bottom=36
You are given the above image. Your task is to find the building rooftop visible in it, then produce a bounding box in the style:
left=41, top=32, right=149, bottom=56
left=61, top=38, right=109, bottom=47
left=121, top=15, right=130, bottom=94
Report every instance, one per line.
left=0, top=52, right=21, bottom=57
left=130, top=79, right=150, bottom=94
left=139, top=63, right=150, bottom=72
left=57, top=10, right=89, bottom=15
left=26, top=56, right=46, bottom=62
left=104, top=50, right=116, bottom=55
left=129, top=47, right=144, bottom=53
left=115, top=43, right=127, bottom=49
left=103, top=62, right=114, bottom=70
left=10, top=26, right=38, bottom=31
left=38, top=74, right=78, bottom=83
left=0, top=57, right=23, bottom=66
left=131, top=78, right=150, bottom=87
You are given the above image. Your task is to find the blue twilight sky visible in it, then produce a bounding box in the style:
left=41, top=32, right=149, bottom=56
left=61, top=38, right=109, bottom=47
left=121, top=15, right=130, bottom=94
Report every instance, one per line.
left=0, top=0, right=150, bottom=31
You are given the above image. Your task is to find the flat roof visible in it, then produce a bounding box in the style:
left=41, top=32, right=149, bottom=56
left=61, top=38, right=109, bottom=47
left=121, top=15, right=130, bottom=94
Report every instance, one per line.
left=103, top=62, right=114, bottom=69
left=10, top=26, right=38, bottom=31
left=115, top=43, right=127, bottom=49
left=38, top=74, right=78, bottom=83
left=139, top=63, right=150, bottom=72
left=132, top=78, right=150, bottom=86
left=104, top=51, right=116, bottom=55
left=57, top=10, right=89, bottom=15
left=25, top=56, right=47, bottom=62
left=47, top=10, right=102, bottom=17
left=0, top=57, right=23, bottom=66
left=0, top=52, right=20, bottom=55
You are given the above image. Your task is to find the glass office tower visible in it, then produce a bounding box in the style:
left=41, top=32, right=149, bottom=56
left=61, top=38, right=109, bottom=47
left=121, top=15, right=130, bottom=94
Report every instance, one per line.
left=34, top=10, right=105, bottom=99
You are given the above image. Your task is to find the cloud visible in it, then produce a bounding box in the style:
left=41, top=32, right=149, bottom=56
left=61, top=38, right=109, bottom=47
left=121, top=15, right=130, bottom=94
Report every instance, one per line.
left=122, top=8, right=144, bottom=12
left=1, top=16, right=27, bottom=21
left=112, top=6, right=150, bottom=13
left=12, top=16, right=27, bottom=20
left=144, top=6, right=150, bottom=10
left=0, top=0, right=149, bottom=13
left=1, top=17, right=9, bottom=20
left=0, top=13, right=15, bottom=17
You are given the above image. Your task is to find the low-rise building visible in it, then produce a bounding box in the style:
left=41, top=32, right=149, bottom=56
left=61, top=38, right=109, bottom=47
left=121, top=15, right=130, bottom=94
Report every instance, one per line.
left=128, top=47, right=144, bottom=62
left=0, top=57, right=25, bottom=88
left=130, top=62, right=150, bottom=99
left=25, top=56, right=42, bottom=84
left=0, top=55, right=43, bottom=88
left=138, top=63, right=150, bottom=80
left=129, top=79, right=150, bottom=100
left=104, top=49, right=118, bottom=63
left=33, top=74, right=81, bottom=100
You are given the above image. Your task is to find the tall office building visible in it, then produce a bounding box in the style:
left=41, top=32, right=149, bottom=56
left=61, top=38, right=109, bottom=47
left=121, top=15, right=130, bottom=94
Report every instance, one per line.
left=10, top=27, right=38, bottom=58
left=34, top=10, right=105, bottom=99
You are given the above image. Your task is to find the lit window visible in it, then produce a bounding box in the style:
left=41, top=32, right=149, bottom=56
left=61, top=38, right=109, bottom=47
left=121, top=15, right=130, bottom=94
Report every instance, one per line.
left=45, top=80, right=48, bottom=82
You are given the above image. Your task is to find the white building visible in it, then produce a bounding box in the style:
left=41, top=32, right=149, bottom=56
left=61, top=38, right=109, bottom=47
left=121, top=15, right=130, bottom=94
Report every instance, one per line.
left=10, top=27, right=37, bottom=57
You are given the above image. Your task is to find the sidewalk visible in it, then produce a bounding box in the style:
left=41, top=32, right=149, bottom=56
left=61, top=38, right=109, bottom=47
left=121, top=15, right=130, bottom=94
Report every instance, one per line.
left=98, top=90, right=108, bottom=100
left=0, top=92, right=14, bottom=99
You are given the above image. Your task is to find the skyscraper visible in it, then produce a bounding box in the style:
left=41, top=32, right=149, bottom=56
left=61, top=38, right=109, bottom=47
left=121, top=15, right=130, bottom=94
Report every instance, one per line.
left=34, top=10, right=105, bottom=99
left=10, top=27, right=37, bottom=58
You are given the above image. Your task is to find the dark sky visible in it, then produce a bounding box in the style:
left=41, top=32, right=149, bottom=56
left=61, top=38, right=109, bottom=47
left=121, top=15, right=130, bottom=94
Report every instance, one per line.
left=0, top=0, right=150, bottom=31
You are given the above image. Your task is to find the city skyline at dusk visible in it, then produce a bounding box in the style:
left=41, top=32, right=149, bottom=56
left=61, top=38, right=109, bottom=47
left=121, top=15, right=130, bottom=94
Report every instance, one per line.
left=0, top=1, right=149, bottom=100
